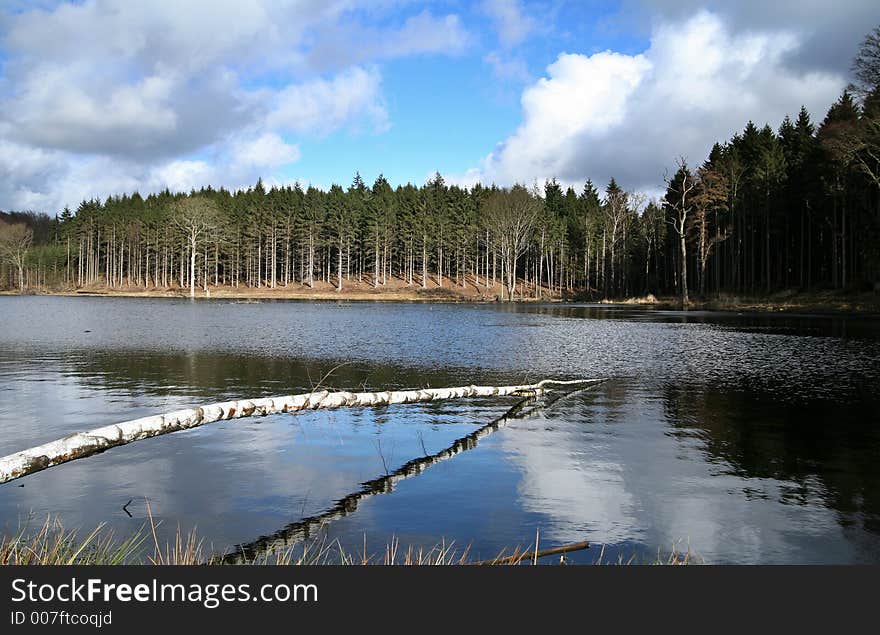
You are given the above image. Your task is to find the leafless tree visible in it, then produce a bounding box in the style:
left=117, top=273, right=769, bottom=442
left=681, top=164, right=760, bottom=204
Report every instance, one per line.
left=664, top=158, right=698, bottom=305
left=850, top=26, right=880, bottom=190
left=483, top=185, right=541, bottom=301
left=851, top=25, right=880, bottom=97
left=0, top=220, right=33, bottom=292
left=171, top=197, right=219, bottom=298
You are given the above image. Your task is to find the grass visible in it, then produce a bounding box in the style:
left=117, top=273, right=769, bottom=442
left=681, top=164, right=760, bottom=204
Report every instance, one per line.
left=0, top=518, right=478, bottom=565
left=0, top=516, right=697, bottom=565
left=0, top=517, right=147, bottom=565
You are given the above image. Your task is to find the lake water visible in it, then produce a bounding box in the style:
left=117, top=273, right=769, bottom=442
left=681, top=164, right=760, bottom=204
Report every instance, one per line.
left=1, top=296, right=879, bottom=564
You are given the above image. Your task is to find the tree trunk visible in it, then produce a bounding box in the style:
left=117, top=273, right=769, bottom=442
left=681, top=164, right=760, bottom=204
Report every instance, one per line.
left=337, top=237, right=343, bottom=292
left=189, top=235, right=196, bottom=298
left=680, top=229, right=689, bottom=305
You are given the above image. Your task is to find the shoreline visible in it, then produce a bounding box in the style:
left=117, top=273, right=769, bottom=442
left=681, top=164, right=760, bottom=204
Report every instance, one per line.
left=0, top=281, right=504, bottom=303
left=2, top=285, right=879, bottom=314
left=602, top=291, right=880, bottom=316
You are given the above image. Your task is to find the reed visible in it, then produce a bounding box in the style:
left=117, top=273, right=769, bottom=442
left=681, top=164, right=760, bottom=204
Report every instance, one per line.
left=0, top=516, right=694, bottom=565
left=0, top=516, right=146, bottom=565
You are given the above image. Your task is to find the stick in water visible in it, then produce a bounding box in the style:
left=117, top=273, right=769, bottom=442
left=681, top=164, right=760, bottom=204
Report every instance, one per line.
left=0, top=379, right=603, bottom=484
left=477, top=540, right=591, bottom=566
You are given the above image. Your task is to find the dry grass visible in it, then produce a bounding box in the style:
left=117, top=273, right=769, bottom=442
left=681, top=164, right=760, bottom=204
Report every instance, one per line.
left=0, top=519, right=480, bottom=565
left=23, top=276, right=520, bottom=303
left=1, top=516, right=697, bottom=565
left=2, top=270, right=577, bottom=303
left=589, top=541, right=699, bottom=565
left=0, top=516, right=146, bottom=565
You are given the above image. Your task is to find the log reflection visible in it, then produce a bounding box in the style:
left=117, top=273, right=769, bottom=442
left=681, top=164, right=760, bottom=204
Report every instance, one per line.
left=219, top=381, right=603, bottom=563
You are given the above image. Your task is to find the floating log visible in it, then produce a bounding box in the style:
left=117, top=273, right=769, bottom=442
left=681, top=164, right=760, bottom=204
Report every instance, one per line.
left=0, top=379, right=601, bottom=485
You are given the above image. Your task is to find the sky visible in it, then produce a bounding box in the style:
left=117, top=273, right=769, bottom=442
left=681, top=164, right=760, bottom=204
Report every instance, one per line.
left=0, top=0, right=878, bottom=213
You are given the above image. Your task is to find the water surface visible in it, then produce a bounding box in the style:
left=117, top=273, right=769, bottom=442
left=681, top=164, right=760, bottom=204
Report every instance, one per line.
left=1, top=296, right=878, bottom=563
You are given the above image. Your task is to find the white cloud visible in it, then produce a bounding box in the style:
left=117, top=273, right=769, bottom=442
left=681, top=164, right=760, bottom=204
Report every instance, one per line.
left=481, top=0, right=536, bottom=48
left=3, top=0, right=333, bottom=75
left=464, top=11, right=846, bottom=193
left=4, top=138, right=304, bottom=213
left=480, top=0, right=535, bottom=83
left=380, top=10, right=470, bottom=59
left=150, top=160, right=217, bottom=195
left=303, top=9, right=470, bottom=70
left=0, top=136, right=68, bottom=211
left=267, top=67, right=389, bottom=136
left=231, top=133, right=301, bottom=169
left=632, top=0, right=880, bottom=74
left=7, top=67, right=182, bottom=157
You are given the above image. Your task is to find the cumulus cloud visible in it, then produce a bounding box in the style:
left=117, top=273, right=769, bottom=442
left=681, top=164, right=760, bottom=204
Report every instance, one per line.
left=231, top=134, right=301, bottom=169
left=632, top=0, right=880, bottom=74
left=0, top=136, right=69, bottom=211
left=0, top=0, right=468, bottom=211
left=8, top=132, right=301, bottom=213
left=464, top=11, right=846, bottom=193
left=267, top=67, right=389, bottom=136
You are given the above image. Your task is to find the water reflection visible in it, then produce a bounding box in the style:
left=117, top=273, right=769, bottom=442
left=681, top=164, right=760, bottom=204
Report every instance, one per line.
left=221, top=391, right=541, bottom=563
left=496, top=383, right=870, bottom=563
left=661, top=381, right=880, bottom=536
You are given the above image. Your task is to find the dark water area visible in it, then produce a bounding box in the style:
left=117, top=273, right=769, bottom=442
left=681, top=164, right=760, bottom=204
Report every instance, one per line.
left=1, top=296, right=879, bottom=563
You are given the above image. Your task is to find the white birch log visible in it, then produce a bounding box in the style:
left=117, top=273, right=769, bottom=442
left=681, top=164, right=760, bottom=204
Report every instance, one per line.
left=0, top=379, right=599, bottom=485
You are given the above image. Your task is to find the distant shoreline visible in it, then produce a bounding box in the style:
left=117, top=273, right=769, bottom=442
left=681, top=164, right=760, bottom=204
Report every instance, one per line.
left=604, top=291, right=880, bottom=315
left=3, top=284, right=879, bottom=315
left=0, top=280, right=510, bottom=304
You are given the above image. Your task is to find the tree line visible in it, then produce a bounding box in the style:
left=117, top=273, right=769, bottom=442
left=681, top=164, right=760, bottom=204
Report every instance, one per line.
left=2, top=27, right=879, bottom=302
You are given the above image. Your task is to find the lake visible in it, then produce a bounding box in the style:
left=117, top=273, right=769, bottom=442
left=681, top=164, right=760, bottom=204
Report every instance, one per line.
left=1, top=296, right=879, bottom=563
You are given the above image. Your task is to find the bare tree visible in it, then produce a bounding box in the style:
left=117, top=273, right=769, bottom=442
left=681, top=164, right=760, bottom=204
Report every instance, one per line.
left=851, top=25, right=880, bottom=97
left=851, top=115, right=880, bottom=190
left=850, top=26, right=880, bottom=190
left=664, top=158, right=698, bottom=305
left=171, top=197, right=219, bottom=298
left=483, top=185, right=541, bottom=301
left=0, top=220, right=33, bottom=292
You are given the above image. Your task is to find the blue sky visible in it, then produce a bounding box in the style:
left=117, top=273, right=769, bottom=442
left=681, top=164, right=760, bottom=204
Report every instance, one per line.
left=0, top=1, right=877, bottom=212
left=287, top=1, right=653, bottom=189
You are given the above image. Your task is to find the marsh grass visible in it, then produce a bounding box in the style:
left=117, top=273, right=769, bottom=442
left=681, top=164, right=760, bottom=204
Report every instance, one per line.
left=589, top=541, right=699, bottom=565
left=0, top=516, right=147, bottom=565
left=1, top=516, right=696, bottom=565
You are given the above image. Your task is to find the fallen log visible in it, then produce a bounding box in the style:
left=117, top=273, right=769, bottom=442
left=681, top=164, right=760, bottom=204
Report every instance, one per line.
left=477, top=540, right=591, bottom=565
left=0, top=379, right=602, bottom=485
